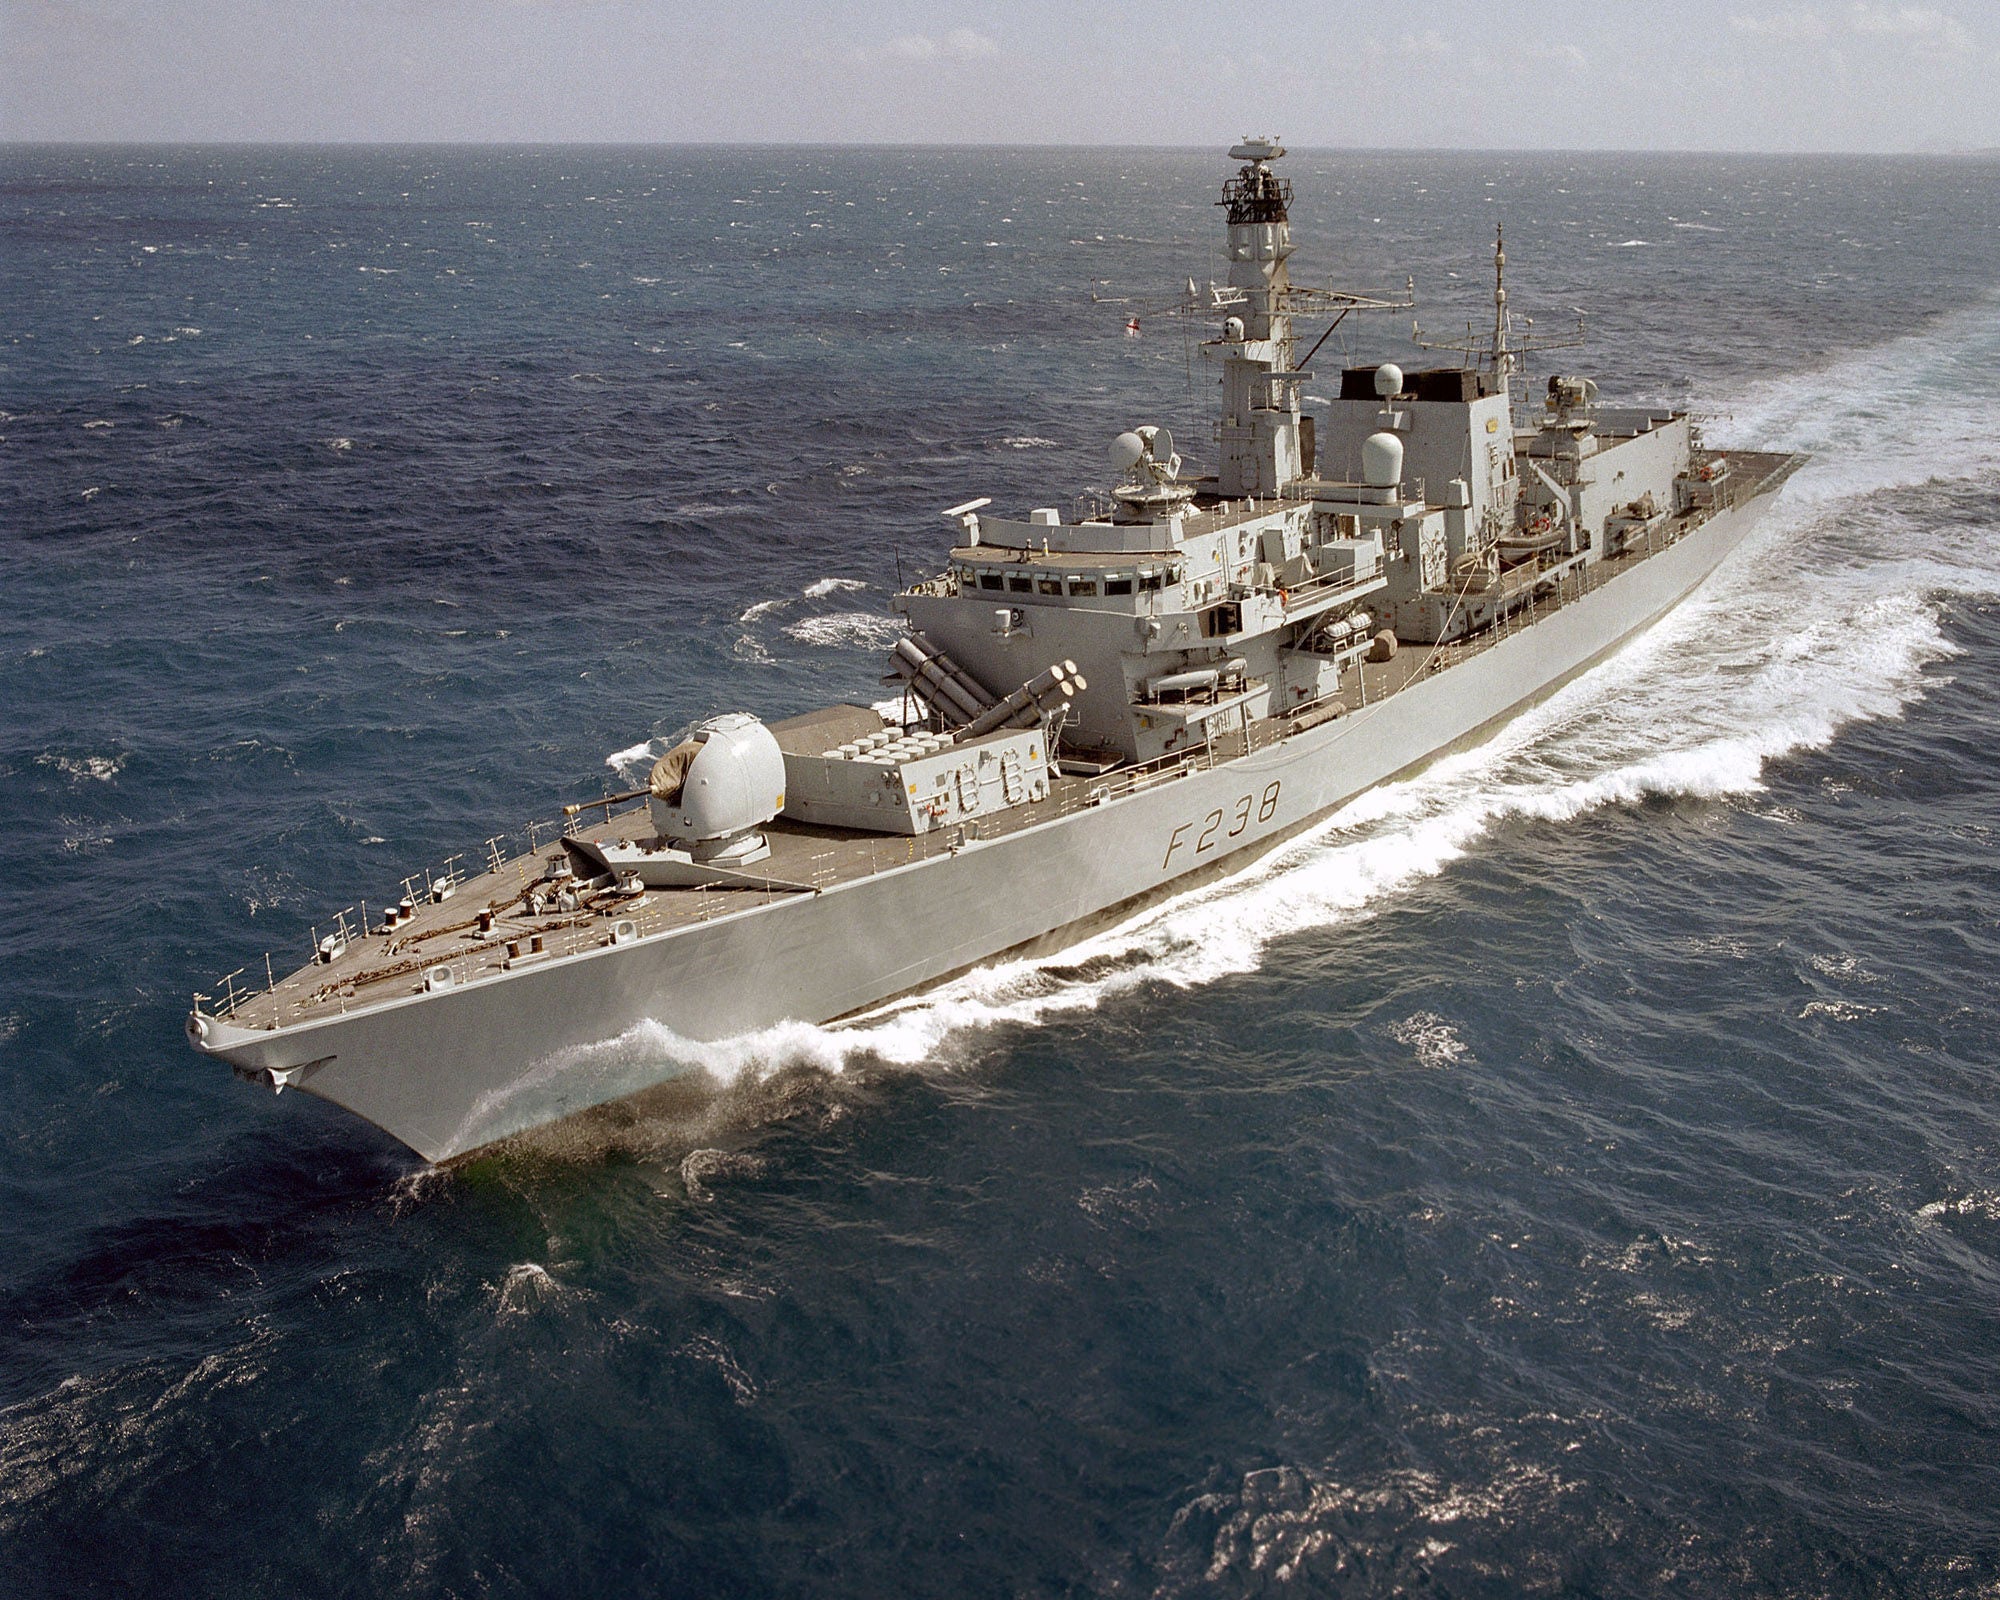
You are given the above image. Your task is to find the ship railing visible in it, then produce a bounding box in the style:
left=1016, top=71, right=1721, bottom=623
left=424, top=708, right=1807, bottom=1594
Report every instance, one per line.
left=199, top=808, right=610, bottom=1021
left=1265, top=563, right=1388, bottom=614
left=1279, top=476, right=1428, bottom=507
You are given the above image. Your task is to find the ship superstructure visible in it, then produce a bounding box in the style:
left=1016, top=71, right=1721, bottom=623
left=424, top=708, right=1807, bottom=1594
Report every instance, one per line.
left=187, top=141, right=1802, bottom=1161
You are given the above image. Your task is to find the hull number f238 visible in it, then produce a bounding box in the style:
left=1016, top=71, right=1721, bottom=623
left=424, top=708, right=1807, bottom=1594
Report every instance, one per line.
left=1162, top=782, right=1281, bottom=868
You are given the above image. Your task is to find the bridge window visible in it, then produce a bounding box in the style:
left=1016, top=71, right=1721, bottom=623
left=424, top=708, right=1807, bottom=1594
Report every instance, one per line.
left=1037, top=577, right=1063, bottom=596
left=1105, top=577, right=1134, bottom=596
left=1007, top=575, right=1032, bottom=593
left=978, top=573, right=1004, bottom=591
left=1068, top=578, right=1099, bottom=597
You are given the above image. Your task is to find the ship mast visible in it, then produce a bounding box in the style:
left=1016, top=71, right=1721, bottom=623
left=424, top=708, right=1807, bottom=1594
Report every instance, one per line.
left=1209, top=140, right=1416, bottom=499
left=1413, top=223, right=1583, bottom=406
left=1214, top=137, right=1301, bottom=500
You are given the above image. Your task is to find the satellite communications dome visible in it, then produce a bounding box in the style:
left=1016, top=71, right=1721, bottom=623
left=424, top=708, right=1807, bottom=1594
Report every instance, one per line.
left=1361, top=431, right=1405, bottom=489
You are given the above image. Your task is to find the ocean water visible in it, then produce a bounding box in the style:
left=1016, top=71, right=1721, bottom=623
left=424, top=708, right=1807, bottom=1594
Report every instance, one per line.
left=3, top=145, right=1999, bottom=1596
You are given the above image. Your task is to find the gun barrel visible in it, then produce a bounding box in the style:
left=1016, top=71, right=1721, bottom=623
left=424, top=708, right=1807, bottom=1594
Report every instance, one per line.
left=562, top=788, right=650, bottom=817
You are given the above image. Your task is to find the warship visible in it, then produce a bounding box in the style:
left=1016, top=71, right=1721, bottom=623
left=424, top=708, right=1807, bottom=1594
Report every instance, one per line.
left=187, top=139, right=1804, bottom=1161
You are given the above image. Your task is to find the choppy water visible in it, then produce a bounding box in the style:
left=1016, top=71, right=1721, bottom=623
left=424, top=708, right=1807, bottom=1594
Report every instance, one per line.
left=4, top=146, right=1999, bottom=1596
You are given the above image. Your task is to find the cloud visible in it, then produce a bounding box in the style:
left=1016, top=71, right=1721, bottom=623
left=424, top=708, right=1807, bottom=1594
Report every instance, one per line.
left=1845, top=3, right=1974, bottom=48
left=849, top=27, right=1000, bottom=67
left=1729, top=7, right=1832, bottom=39
left=1729, top=2, right=1975, bottom=51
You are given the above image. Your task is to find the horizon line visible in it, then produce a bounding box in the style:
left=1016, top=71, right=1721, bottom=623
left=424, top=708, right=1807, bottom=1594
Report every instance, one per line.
left=3, top=137, right=1996, bottom=160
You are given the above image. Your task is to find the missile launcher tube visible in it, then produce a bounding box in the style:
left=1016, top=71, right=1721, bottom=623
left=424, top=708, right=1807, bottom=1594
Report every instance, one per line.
left=959, top=660, right=1086, bottom=738
left=889, top=644, right=986, bottom=724
left=902, top=633, right=998, bottom=711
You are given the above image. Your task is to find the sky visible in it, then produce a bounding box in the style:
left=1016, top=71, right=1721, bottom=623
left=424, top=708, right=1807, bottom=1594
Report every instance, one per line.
left=3, top=0, right=1997, bottom=151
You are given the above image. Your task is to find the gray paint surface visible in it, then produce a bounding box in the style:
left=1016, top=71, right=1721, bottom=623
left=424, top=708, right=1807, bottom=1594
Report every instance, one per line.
left=193, top=483, right=1787, bottom=1160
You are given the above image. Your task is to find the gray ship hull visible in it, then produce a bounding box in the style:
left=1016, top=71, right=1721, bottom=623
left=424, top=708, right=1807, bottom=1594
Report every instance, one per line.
left=191, top=483, right=1785, bottom=1161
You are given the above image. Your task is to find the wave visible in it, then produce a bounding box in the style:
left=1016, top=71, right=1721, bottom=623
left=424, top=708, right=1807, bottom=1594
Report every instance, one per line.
left=1710, top=293, right=2000, bottom=509
left=781, top=613, right=906, bottom=649
left=36, top=752, right=126, bottom=784
left=603, top=739, right=662, bottom=777
left=671, top=501, right=755, bottom=518
left=739, top=575, right=874, bottom=629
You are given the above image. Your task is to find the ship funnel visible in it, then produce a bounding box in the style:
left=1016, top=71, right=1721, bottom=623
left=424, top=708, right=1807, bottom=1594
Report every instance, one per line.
left=1361, top=431, right=1404, bottom=489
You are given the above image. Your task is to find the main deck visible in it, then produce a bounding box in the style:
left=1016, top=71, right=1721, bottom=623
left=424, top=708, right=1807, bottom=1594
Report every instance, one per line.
left=197, top=451, right=1802, bottom=1039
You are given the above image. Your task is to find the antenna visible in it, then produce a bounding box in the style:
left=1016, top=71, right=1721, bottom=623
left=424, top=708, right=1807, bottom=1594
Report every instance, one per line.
left=1413, top=224, right=1584, bottom=398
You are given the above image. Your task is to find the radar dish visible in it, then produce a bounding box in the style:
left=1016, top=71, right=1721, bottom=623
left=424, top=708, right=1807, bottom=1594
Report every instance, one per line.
left=1108, top=431, right=1146, bottom=471
left=1151, top=426, right=1174, bottom=465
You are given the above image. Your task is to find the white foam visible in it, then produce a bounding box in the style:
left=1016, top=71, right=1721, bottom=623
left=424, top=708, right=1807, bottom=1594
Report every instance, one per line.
left=740, top=576, right=867, bottom=629
left=1710, top=295, right=2000, bottom=511
left=680, top=1147, right=766, bottom=1201
left=38, top=752, right=126, bottom=784
left=1915, top=1193, right=2000, bottom=1225
left=604, top=739, right=660, bottom=775
left=490, top=1262, right=577, bottom=1319
left=1391, top=1011, right=1473, bottom=1069
left=782, top=612, right=906, bottom=649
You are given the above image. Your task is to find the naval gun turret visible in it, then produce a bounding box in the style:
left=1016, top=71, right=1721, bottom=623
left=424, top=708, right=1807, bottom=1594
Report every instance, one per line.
left=557, top=712, right=790, bottom=891
left=646, top=713, right=786, bottom=866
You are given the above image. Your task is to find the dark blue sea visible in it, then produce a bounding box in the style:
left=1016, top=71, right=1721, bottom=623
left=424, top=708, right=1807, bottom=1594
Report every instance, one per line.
left=4, top=144, right=2000, bottom=1597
